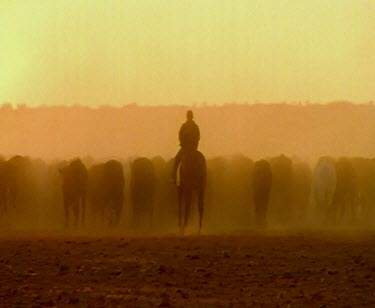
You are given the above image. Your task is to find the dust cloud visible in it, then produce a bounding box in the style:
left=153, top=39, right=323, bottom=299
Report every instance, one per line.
left=0, top=102, right=374, bottom=160
left=0, top=102, right=374, bottom=235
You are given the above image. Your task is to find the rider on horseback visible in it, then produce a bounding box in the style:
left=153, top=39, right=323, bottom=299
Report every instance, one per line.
left=172, top=110, right=200, bottom=183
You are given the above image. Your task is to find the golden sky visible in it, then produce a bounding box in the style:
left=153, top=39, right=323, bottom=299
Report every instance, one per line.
left=1, top=0, right=374, bottom=106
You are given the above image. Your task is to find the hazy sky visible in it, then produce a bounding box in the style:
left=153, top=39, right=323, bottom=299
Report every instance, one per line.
left=1, top=0, right=374, bottom=106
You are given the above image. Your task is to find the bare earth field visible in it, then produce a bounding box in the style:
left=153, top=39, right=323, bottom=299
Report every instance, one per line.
left=0, top=231, right=375, bottom=307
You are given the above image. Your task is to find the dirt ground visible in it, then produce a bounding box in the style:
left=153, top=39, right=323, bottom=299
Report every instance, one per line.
left=0, top=230, right=375, bottom=307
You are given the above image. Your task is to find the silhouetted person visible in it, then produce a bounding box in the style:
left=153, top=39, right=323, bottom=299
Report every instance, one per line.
left=172, top=110, right=200, bottom=182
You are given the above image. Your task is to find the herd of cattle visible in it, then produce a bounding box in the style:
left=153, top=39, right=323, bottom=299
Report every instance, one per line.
left=0, top=154, right=374, bottom=232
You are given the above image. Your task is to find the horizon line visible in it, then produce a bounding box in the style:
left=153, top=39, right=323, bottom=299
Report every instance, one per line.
left=1, top=100, right=374, bottom=110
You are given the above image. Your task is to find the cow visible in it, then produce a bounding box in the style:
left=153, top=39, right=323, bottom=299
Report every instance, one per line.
left=0, top=160, right=16, bottom=218
left=205, top=157, right=227, bottom=231
left=60, top=159, right=88, bottom=227
left=0, top=156, right=36, bottom=221
left=351, top=158, right=375, bottom=225
left=269, top=155, right=293, bottom=225
left=311, top=156, right=337, bottom=225
left=88, top=160, right=124, bottom=227
left=332, top=158, right=359, bottom=224
left=253, top=159, right=272, bottom=227
left=224, top=155, right=253, bottom=229
left=151, top=156, right=177, bottom=232
left=130, top=157, right=156, bottom=231
left=292, top=160, right=312, bottom=225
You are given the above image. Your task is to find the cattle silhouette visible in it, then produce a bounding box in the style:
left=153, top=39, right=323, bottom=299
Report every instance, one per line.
left=0, top=156, right=38, bottom=224
left=130, top=157, right=156, bottom=231
left=0, top=160, right=17, bottom=218
left=178, top=150, right=206, bottom=234
left=224, top=155, right=253, bottom=229
left=312, top=157, right=337, bottom=225
left=60, top=159, right=88, bottom=227
left=351, top=158, right=375, bottom=225
left=205, top=157, right=227, bottom=231
left=332, top=158, right=359, bottom=224
left=88, top=160, right=124, bottom=227
left=292, top=160, right=312, bottom=225
left=269, top=155, right=293, bottom=225
left=150, top=156, right=177, bottom=232
left=8, top=156, right=32, bottom=209
left=0, top=153, right=374, bottom=231
left=253, top=159, right=272, bottom=227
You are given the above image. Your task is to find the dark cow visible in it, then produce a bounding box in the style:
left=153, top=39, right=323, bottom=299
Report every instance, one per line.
left=8, top=156, right=32, bottom=210
left=269, top=155, right=293, bottom=225
left=205, top=157, right=227, bottom=230
left=351, top=158, right=375, bottom=225
left=0, top=161, right=5, bottom=217
left=151, top=156, right=177, bottom=232
left=312, top=156, right=337, bottom=225
left=0, top=156, right=35, bottom=221
left=88, top=160, right=124, bottom=227
left=224, top=155, right=253, bottom=229
left=0, top=160, right=16, bottom=218
left=60, top=159, right=88, bottom=227
left=292, top=160, right=312, bottom=225
left=332, top=158, right=359, bottom=224
left=130, top=157, right=156, bottom=231
left=178, top=150, right=206, bottom=234
left=253, top=159, right=272, bottom=227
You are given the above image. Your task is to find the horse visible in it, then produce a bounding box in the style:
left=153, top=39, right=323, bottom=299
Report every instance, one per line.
left=177, top=150, right=206, bottom=234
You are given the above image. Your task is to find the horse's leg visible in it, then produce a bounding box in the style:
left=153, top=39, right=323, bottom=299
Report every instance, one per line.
left=183, top=190, right=192, bottom=234
left=198, top=189, right=204, bottom=234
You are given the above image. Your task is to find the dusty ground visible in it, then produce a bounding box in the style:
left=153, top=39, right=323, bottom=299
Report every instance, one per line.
left=0, top=230, right=375, bottom=307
